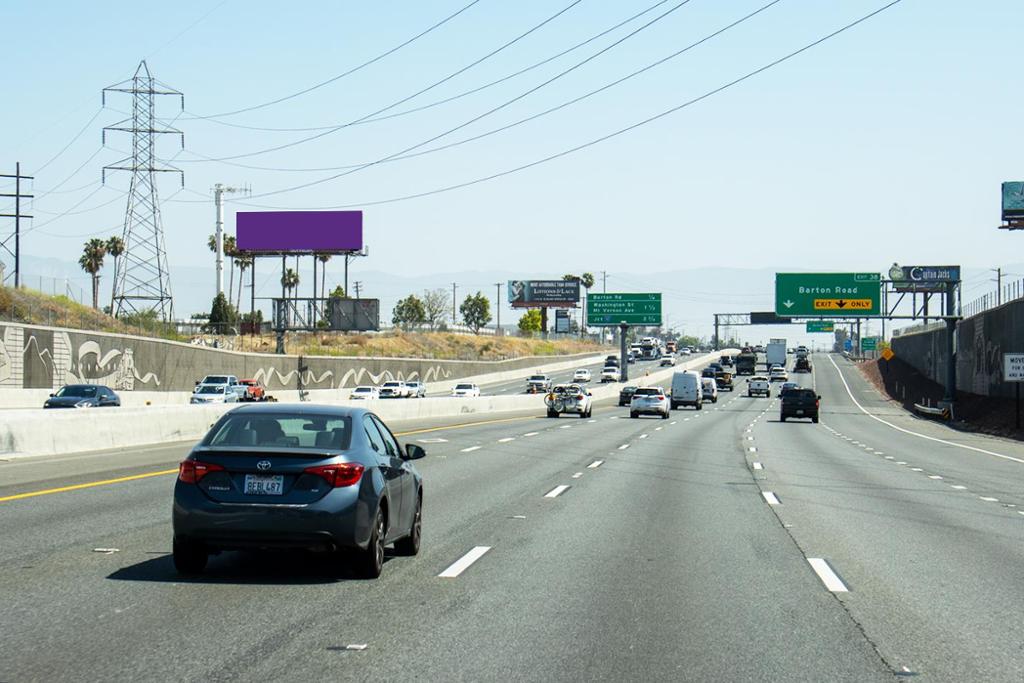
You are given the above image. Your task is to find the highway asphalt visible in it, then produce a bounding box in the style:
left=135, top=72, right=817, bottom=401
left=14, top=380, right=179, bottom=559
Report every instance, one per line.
left=2, top=353, right=1023, bottom=680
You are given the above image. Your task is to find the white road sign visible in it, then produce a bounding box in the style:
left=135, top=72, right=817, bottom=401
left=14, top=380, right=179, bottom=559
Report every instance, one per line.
left=1003, top=353, right=1024, bottom=381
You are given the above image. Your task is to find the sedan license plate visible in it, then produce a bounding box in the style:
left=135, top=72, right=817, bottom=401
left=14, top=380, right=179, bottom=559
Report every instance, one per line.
left=244, top=474, right=284, bottom=495
left=796, top=409, right=804, bottom=415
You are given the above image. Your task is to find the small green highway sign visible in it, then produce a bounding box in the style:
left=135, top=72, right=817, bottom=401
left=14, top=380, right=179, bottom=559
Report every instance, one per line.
left=861, top=336, right=879, bottom=351
left=587, top=293, right=662, bottom=326
left=806, top=320, right=835, bottom=333
left=775, top=272, right=881, bottom=317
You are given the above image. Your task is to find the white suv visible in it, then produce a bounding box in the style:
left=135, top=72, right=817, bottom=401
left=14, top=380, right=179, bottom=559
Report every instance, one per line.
left=451, top=383, right=481, bottom=398
left=630, top=387, right=670, bottom=419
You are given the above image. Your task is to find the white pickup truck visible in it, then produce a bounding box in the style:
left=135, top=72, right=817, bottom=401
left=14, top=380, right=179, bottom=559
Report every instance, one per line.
left=747, top=375, right=771, bottom=398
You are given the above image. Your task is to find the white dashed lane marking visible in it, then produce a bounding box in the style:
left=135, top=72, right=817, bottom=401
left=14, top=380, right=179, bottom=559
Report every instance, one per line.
left=752, top=462, right=763, bottom=470
left=460, top=446, right=482, bottom=453
left=807, top=558, right=849, bottom=593
left=587, top=460, right=603, bottom=469
left=762, top=491, right=781, bottom=505
left=545, top=485, right=571, bottom=499
left=498, top=437, right=515, bottom=443
left=438, top=546, right=491, bottom=578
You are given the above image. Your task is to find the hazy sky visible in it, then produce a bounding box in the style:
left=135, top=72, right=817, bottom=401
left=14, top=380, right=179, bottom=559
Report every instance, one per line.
left=2, top=0, right=1022, bottom=319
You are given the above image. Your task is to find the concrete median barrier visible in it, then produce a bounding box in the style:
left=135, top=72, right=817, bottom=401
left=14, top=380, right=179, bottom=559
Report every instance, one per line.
left=0, top=351, right=734, bottom=459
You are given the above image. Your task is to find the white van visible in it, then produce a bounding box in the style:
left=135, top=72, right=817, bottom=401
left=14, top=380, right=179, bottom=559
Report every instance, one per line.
left=670, top=370, right=703, bottom=410
left=700, top=377, right=719, bottom=404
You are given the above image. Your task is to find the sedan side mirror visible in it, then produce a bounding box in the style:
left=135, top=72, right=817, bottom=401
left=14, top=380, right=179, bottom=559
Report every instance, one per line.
left=817, top=395, right=822, bottom=400
left=405, top=443, right=427, bottom=460
left=195, top=380, right=200, bottom=386
left=49, top=393, right=55, bottom=397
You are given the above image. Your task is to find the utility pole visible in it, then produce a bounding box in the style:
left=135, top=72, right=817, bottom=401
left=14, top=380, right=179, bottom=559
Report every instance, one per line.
left=0, top=162, right=33, bottom=288
left=452, top=282, right=458, bottom=324
left=494, top=282, right=502, bottom=335
left=213, top=183, right=241, bottom=296
left=993, top=267, right=1003, bottom=306
left=353, top=281, right=362, bottom=299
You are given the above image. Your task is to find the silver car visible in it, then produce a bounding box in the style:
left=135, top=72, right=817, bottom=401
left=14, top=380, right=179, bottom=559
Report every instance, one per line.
left=630, top=387, right=670, bottom=419
left=405, top=381, right=426, bottom=399
left=172, top=405, right=426, bottom=579
left=190, top=384, right=239, bottom=404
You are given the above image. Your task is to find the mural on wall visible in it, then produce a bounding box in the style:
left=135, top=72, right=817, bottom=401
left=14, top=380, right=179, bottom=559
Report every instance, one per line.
left=62, top=337, right=161, bottom=390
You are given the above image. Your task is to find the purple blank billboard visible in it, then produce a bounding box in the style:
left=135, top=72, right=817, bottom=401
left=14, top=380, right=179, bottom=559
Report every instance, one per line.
left=236, top=211, right=363, bottom=253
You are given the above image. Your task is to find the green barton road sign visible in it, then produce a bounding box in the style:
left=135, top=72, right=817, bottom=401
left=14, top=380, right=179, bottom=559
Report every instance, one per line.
left=806, top=320, right=835, bottom=333
left=587, top=293, right=662, bottom=326
left=775, top=273, right=881, bottom=317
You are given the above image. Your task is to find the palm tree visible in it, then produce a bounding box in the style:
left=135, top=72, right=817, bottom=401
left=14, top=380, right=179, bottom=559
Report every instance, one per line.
left=315, top=253, right=332, bottom=321
left=281, top=267, right=300, bottom=327
left=79, top=238, right=107, bottom=310
left=105, top=236, right=125, bottom=315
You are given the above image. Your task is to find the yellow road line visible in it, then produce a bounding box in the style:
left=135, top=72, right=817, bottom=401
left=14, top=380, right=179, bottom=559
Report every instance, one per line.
left=0, top=468, right=179, bottom=503
left=1, top=414, right=541, bottom=504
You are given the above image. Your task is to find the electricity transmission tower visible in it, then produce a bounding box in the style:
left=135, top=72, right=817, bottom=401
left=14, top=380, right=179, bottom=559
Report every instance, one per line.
left=102, top=61, right=184, bottom=320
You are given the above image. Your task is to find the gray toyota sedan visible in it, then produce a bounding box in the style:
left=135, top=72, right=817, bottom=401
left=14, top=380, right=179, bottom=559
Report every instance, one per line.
left=172, top=404, right=425, bottom=579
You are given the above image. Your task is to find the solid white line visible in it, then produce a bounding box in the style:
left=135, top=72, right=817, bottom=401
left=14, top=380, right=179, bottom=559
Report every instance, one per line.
left=807, top=558, right=849, bottom=592
left=753, top=462, right=763, bottom=470
left=523, top=432, right=539, bottom=437
left=460, top=446, right=482, bottom=453
left=571, top=472, right=583, bottom=479
left=498, top=437, right=515, bottom=443
left=762, top=491, right=780, bottom=505
left=587, top=460, right=603, bottom=469
left=545, top=485, right=571, bottom=498
left=438, top=546, right=492, bottom=578
left=618, top=444, right=630, bottom=450
left=827, top=355, right=1024, bottom=466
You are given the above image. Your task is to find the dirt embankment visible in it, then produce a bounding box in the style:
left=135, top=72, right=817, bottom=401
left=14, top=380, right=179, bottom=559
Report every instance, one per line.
left=856, top=357, right=1024, bottom=441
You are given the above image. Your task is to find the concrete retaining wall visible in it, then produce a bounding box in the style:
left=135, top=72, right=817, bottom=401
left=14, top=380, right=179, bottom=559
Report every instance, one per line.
left=0, top=351, right=733, bottom=459
left=891, top=298, right=1024, bottom=398
left=0, top=320, right=604, bottom=394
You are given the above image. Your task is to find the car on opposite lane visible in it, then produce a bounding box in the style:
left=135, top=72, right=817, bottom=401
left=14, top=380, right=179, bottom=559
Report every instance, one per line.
left=573, top=368, right=592, bottom=383
left=406, top=381, right=427, bottom=399
left=190, top=384, right=240, bottom=404
left=600, top=366, right=620, bottom=383
left=44, top=384, right=120, bottom=409
left=630, top=387, right=670, bottom=419
left=238, top=379, right=267, bottom=402
left=451, top=383, right=481, bottom=398
left=349, top=386, right=380, bottom=400
left=172, top=404, right=426, bottom=579
left=527, top=374, right=552, bottom=394
left=379, top=381, right=411, bottom=399
left=660, top=354, right=676, bottom=367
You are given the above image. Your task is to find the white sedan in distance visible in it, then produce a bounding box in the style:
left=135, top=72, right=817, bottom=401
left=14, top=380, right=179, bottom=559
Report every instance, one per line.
left=573, top=368, right=592, bottom=383
left=349, top=386, right=380, bottom=400
left=451, top=383, right=481, bottom=398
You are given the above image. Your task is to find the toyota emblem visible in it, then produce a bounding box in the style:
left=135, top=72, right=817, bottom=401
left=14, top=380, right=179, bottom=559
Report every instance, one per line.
left=256, top=460, right=272, bottom=471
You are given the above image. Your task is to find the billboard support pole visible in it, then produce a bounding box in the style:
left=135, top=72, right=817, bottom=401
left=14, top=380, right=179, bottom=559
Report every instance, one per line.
left=713, top=314, right=720, bottom=351
left=619, top=323, right=629, bottom=382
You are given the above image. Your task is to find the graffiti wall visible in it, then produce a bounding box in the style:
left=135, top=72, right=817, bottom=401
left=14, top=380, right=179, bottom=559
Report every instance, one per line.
left=0, top=322, right=594, bottom=393
left=891, top=298, right=1024, bottom=399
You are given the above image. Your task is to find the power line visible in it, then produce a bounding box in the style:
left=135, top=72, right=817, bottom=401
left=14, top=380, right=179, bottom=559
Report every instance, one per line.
left=180, top=0, right=673, bottom=134
left=31, top=107, right=105, bottom=175
left=226, top=0, right=905, bottom=211
left=212, top=0, right=696, bottom=200
left=190, top=0, right=584, bottom=162
left=186, top=0, right=486, bottom=120
left=180, top=0, right=779, bottom=175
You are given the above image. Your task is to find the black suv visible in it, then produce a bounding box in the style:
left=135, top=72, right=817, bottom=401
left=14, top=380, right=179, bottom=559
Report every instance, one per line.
left=606, top=356, right=620, bottom=367
left=618, top=386, right=638, bottom=406
left=780, top=389, right=820, bottom=423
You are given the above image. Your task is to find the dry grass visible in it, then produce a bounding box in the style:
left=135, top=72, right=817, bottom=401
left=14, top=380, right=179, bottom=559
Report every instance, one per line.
left=0, top=286, right=609, bottom=360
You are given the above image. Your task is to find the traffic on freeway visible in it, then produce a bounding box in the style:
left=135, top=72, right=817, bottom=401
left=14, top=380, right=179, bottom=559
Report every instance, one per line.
left=4, top=349, right=1024, bottom=680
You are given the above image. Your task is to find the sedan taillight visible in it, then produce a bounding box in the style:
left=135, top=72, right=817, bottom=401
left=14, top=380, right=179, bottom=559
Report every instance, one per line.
left=178, top=460, right=225, bottom=484
left=304, top=463, right=365, bottom=488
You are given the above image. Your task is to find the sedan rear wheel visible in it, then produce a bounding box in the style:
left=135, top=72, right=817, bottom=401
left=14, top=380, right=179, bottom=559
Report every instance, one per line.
left=172, top=537, right=207, bottom=575
left=394, top=494, right=421, bottom=556
left=357, top=507, right=386, bottom=579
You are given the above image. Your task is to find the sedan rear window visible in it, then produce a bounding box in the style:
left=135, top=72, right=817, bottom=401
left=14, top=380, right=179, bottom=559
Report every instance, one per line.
left=204, top=414, right=353, bottom=450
